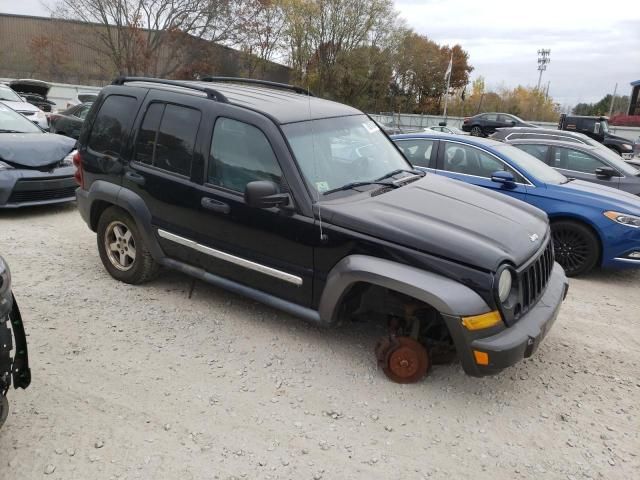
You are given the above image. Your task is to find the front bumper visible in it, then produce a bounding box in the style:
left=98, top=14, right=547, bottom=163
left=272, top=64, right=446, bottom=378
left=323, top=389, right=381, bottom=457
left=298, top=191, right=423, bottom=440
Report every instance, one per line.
left=600, top=221, right=640, bottom=269
left=444, top=263, right=568, bottom=377
left=0, top=166, right=76, bottom=208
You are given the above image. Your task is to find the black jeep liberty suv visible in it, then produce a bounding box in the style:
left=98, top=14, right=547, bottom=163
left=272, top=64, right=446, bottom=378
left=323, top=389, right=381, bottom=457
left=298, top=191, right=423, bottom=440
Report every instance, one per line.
left=74, top=77, right=568, bottom=382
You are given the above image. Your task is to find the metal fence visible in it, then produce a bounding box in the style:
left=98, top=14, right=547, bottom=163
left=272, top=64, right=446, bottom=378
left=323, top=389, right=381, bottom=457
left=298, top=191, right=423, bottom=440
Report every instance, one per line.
left=370, top=113, right=640, bottom=142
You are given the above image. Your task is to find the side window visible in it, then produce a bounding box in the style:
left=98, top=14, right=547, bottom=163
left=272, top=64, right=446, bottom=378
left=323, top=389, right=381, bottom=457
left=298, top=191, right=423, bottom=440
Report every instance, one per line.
left=209, top=118, right=282, bottom=192
left=483, top=113, right=497, bottom=121
left=76, top=104, right=91, bottom=120
left=88, top=95, right=137, bottom=155
left=442, top=142, right=525, bottom=182
left=395, top=139, right=435, bottom=167
left=516, top=144, right=549, bottom=163
left=554, top=147, right=606, bottom=173
left=133, top=103, right=201, bottom=177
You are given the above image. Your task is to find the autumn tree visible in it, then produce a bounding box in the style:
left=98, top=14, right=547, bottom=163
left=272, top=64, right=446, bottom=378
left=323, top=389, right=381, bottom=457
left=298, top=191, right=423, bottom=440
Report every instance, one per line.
left=28, top=32, right=72, bottom=80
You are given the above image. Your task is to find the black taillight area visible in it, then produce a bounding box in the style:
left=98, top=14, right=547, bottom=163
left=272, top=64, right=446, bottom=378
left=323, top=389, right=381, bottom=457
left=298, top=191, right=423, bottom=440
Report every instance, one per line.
left=72, top=151, right=84, bottom=188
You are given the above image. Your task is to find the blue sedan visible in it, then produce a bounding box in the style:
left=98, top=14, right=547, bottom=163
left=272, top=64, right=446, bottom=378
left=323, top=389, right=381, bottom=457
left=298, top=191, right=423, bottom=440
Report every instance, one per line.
left=391, top=133, right=640, bottom=276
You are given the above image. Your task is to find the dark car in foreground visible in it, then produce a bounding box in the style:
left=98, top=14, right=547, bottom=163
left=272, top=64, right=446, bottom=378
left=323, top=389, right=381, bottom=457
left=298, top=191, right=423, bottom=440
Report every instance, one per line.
left=504, top=139, right=640, bottom=195
left=462, top=112, right=537, bottom=137
left=49, top=102, right=92, bottom=139
left=74, top=76, right=567, bottom=383
left=0, top=104, right=77, bottom=208
left=392, top=133, right=640, bottom=276
left=0, top=255, right=31, bottom=429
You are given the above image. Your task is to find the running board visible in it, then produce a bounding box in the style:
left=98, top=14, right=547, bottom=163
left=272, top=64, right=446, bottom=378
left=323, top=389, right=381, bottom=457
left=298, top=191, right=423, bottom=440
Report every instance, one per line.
left=160, top=258, right=324, bottom=325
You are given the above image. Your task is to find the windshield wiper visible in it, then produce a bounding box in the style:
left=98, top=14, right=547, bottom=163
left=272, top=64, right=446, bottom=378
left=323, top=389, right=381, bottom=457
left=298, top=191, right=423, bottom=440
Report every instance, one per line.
left=323, top=180, right=397, bottom=196
left=562, top=177, right=576, bottom=184
left=375, top=168, right=425, bottom=182
left=0, top=129, right=24, bottom=133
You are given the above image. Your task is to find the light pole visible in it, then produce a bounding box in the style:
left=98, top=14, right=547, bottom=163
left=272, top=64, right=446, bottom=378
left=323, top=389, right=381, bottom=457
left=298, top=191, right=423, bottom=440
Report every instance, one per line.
left=536, top=49, right=551, bottom=91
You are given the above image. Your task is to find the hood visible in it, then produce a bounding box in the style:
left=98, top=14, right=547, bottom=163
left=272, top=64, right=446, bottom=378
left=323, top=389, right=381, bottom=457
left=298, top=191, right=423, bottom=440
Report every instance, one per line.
left=0, top=100, right=39, bottom=114
left=605, top=133, right=632, bottom=144
left=322, top=174, right=549, bottom=271
left=0, top=133, right=75, bottom=168
left=554, top=179, right=640, bottom=216
left=9, top=79, right=50, bottom=98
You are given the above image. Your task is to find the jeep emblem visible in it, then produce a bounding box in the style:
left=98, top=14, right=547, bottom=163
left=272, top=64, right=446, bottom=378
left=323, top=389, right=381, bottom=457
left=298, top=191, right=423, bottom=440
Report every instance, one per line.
left=529, top=233, right=539, bottom=242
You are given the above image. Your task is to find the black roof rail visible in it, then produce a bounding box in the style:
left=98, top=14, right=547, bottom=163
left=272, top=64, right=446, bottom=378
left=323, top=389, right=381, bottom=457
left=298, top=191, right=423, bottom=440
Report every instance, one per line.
left=199, top=76, right=314, bottom=97
left=111, top=76, right=229, bottom=103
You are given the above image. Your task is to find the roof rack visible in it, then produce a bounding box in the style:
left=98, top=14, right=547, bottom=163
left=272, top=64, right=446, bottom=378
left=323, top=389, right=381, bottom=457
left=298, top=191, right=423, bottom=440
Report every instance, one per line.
left=111, top=76, right=228, bottom=103
left=199, top=76, right=314, bottom=97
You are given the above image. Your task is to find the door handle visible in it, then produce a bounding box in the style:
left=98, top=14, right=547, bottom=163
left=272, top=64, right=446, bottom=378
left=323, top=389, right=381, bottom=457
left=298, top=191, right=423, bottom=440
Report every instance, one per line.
left=125, top=171, right=146, bottom=186
left=201, top=197, right=230, bottom=214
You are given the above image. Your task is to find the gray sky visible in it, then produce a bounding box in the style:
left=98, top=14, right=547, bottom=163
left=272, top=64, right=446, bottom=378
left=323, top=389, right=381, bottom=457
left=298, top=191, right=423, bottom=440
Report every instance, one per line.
left=2, top=0, right=639, bottom=106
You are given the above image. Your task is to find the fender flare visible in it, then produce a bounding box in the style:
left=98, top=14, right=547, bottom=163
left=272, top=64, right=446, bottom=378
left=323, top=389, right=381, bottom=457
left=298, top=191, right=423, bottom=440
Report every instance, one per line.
left=318, top=255, right=491, bottom=324
left=86, top=181, right=165, bottom=260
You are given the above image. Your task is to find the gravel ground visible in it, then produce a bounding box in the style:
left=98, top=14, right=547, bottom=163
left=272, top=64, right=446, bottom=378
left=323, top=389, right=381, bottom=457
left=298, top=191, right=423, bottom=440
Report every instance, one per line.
left=1, top=204, right=638, bottom=480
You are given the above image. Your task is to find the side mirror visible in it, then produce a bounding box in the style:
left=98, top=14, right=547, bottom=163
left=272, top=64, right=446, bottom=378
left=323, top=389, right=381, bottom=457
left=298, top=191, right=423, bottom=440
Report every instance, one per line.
left=595, top=166, right=618, bottom=178
left=244, top=181, right=289, bottom=208
left=510, top=120, right=517, bottom=126
left=491, top=170, right=516, bottom=187
left=594, top=122, right=601, bottom=134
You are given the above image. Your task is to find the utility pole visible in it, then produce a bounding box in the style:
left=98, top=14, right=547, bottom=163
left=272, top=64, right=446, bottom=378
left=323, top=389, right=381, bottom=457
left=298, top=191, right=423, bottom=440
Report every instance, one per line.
left=536, top=49, right=551, bottom=91
left=442, top=52, right=453, bottom=122
left=608, top=83, right=618, bottom=117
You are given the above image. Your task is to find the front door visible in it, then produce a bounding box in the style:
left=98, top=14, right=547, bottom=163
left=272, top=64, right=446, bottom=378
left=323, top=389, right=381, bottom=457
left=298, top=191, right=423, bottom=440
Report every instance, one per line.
left=435, top=140, right=529, bottom=201
left=550, top=145, right=620, bottom=189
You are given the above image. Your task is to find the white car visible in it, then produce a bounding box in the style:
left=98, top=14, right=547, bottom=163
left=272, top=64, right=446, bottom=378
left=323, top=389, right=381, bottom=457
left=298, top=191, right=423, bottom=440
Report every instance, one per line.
left=0, top=84, right=49, bottom=130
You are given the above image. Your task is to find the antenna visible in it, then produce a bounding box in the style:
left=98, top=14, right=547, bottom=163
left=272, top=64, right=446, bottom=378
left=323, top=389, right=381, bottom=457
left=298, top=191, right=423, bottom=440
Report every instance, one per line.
left=306, top=79, right=326, bottom=242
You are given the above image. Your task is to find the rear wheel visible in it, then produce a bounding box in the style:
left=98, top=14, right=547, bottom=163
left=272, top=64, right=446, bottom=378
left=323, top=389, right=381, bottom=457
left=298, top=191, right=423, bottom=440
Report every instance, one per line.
left=97, top=207, right=159, bottom=284
left=470, top=125, right=483, bottom=137
left=552, top=220, right=599, bottom=276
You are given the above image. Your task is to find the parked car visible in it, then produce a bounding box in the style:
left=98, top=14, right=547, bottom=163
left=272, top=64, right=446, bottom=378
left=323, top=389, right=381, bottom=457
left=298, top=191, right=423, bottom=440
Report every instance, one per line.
left=502, top=139, right=640, bottom=195
left=492, top=126, right=640, bottom=170
left=49, top=102, right=93, bottom=139
left=0, top=254, right=31, bottom=429
left=426, top=125, right=467, bottom=135
left=0, top=103, right=77, bottom=208
left=461, top=112, right=537, bottom=137
left=0, top=84, right=49, bottom=130
left=392, top=133, right=640, bottom=276
left=558, top=114, right=635, bottom=158
left=74, top=76, right=568, bottom=383
left=8, top=79, right=55, bottom=113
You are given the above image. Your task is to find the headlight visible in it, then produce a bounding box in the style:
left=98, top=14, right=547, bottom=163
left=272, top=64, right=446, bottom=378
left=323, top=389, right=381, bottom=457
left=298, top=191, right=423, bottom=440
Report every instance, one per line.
left=496, top=267, right=513, bottom=303
left=61, top=149, right=77, bottom=167
left=621, top=144, right=633, bottom=151
left=604, top=211, right=640, bottom=228
left=0, top=160, right=13, bottom=171
left=0, top=255, right=11, bottom=296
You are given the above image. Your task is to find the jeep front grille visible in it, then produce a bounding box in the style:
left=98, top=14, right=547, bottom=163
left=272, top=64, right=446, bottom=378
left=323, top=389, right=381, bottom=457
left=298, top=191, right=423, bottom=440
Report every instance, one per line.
left=518, top=239, right=555, bottom=316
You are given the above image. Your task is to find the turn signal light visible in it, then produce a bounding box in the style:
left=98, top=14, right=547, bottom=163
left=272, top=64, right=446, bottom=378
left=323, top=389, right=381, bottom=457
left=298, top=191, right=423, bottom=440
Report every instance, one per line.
left=73, top=151, right=84, bottom=188
left=461, top=311, right=502, bottom=330
left=474, top=350, right=489, bottom=365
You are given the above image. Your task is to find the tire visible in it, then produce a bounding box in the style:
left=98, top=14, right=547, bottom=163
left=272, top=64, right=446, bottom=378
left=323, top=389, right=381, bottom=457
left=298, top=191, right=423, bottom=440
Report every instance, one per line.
left=551, top=220, right=599, bottom=276
left=470, top=125, right=483, bottom=137
left=96, top=206, right=159, bottom=284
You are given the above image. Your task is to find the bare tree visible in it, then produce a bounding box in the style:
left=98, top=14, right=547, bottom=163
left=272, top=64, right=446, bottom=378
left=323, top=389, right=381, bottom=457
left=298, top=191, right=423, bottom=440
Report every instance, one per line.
left=54, top=0, right=255, bottom=77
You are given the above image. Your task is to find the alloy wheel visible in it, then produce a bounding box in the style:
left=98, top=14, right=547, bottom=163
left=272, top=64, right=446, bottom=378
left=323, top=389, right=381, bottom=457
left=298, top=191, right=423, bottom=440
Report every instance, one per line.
left=553, top=228, right=590, bottom=274
left=104, top=221, right=137, bottom=271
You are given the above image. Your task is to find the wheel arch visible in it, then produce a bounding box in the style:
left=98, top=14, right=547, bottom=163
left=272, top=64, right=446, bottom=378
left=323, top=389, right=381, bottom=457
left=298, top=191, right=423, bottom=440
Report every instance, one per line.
left=317, top=255, right=491, bottom=325
left=85, top=181, right=165, bottom=260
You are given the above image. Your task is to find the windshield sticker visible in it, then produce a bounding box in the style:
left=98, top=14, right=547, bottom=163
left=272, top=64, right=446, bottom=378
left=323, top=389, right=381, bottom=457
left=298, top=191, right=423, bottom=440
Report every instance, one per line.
left=363, top=121, right=379, bottom=134
left=315, top=181, right=330, bottom=193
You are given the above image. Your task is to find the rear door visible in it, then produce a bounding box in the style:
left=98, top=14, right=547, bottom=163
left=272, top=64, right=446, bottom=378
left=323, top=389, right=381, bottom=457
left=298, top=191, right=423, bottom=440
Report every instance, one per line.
left=435, top=140, right=529, bottom=202
left=550, top=145, right=620, bottom=188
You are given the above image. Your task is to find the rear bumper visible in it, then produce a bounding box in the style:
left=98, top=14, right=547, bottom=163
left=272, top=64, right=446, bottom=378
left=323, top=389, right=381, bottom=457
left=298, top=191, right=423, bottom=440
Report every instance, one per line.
left=445, top=263, right=568, bottom=377
left=0, top=167, right=76, bottom=208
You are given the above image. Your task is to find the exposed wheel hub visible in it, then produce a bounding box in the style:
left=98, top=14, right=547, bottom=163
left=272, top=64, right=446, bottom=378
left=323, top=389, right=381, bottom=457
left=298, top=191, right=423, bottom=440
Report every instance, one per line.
left=376, top=336, right=430, bottom=384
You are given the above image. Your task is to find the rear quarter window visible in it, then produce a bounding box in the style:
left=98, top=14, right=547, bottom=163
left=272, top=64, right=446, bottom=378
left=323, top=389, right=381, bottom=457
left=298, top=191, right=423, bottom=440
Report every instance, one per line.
left=88, top=95, right=138, bottom=155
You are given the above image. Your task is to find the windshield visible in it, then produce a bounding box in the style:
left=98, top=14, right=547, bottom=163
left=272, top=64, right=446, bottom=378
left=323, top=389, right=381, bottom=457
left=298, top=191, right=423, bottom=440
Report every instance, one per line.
left=0, top=87, right=23, bottom=102
left=594, top=145, right=640, bottom=175
left=283, top=115, right=412, bottom=195
left=0, top=103, right=42, bottom=133
left=494, top=144, right=568, bottom=184
left=600, top=120, right=609, bottom=134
